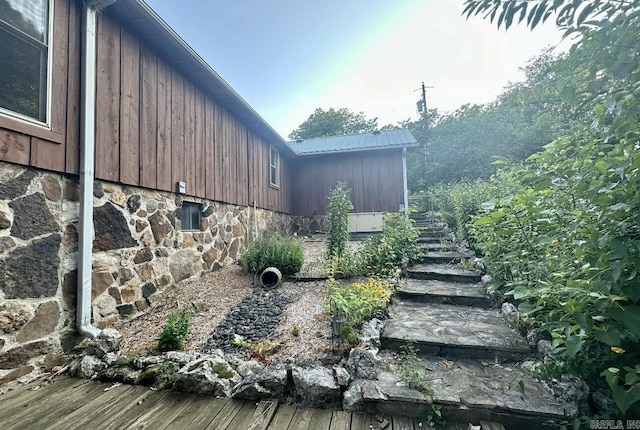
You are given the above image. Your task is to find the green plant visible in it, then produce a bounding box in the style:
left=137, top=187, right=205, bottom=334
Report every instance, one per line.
left=291, top=323, right=300, bottom=337
left=398, top=342, right=445, bottom=426
left=238, top=232, right=304, bottom=277
left=328, top=278, right=391, bottom=342
left=157, top=307, right=195, bottom=352
left=358, top=212, right=421, bottom=276
left=233, top=336, right=281, bottom=359
left=326, top=182, right=353, bottom=259
left=156, top=361, right=180, bottom=389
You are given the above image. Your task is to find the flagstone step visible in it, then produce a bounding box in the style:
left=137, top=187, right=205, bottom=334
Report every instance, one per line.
left=420, top=251, right=473, bottom=265
left=361, top=352, right=575, bottom=429
left=407, top=264, right=481, bottom=283
left=381, top=301, right=530, bottom=361
left=420, top=243, right=460, bottom=252
left=418, top=229, right=450, bottom=238
left=417, top=236, right=454, bottom=244
left=397, top=279, right=491, bottom=308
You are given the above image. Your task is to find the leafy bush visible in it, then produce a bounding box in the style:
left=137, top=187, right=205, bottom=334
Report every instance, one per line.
left=157, top=307, right=195, bottom=352
left=428, top=173, right=518, bottom=246
left=326, top=182, right=353, bottom=259
left=329, top=278, right=391, bottom=334
left=238, top=233, right=304, bottom=277
left=359, top=212, right=421, bottom=276
left=471, top=133, right=640, bottom=417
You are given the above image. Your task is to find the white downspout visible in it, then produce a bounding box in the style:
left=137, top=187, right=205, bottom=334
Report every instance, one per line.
left=77, top=4, right=101, bottom=338
left=402, top=147, right=409, bottom=221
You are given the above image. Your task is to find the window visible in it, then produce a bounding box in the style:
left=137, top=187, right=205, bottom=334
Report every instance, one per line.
left=269, top=146, right=280, bottom=187
left=180, top=202, right=202, bottom=231
left=0, top=0, right=50, bottom=124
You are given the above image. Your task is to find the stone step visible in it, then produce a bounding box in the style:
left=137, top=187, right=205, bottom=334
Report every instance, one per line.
left=417, top=236, right=453, bottom=244
left=418, top=229, right=450, bottom=238
left=420, top=243, right=459, bottom=252
left=407, top=264, right=481, bottom=283
left=361, top=352, right=576, bottom=429
left=416, top=224, right=448, bottom=232
left=420, top=251, right=473, bottom=265
left=381, top=301, right=531, bottom=361
left=397, top=279, right=491, bottom=308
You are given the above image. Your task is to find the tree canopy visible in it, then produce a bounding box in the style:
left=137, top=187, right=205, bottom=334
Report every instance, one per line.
left=288, top=107, right=378, bottom=140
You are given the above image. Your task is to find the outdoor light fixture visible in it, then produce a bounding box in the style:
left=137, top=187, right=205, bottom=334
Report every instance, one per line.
left=329, top=298, right=346, bottom=352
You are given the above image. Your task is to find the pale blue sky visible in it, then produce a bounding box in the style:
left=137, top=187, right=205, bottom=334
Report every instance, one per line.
left=145, top=1, right=566, bottom=138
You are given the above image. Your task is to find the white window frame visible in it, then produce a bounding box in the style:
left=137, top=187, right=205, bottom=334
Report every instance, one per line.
left=0, top=0, right=54, bottom=128
left=269, top=145, right=280, bottom=188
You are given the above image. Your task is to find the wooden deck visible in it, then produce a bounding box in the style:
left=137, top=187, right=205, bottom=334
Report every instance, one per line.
left=0, top=377, right=502, bottom=429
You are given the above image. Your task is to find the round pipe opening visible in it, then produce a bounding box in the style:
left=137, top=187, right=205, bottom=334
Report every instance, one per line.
left=260, top=267, right=282, bottom=290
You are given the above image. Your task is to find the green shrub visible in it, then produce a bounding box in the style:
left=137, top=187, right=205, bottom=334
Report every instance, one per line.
left=238, top=232, right=304, bottom=277
left=326, top=182, right=353, bottom=259
left=428, top=173, right=518, bottom=246
left=157, top=307, right=195, bottom=352
left=359, top=212, right=421, bottom=276
left=471, top=133, right=640, bottom=416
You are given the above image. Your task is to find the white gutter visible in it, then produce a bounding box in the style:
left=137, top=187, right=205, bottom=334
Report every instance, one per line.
left=77, top=2, right=114, bottom=338
left=402, top=147, right=409, bottom=221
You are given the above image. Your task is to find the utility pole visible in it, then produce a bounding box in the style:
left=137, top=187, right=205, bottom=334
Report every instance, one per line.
left=416, top=82, right=433, bottom=116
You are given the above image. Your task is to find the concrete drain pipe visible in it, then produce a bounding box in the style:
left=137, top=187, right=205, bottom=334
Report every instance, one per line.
left=260, top=267, right=282, bottom=290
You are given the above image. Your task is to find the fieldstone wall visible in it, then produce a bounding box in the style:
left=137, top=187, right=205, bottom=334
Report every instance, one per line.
left=0, top=162, right=290, bottom=386
left=291, top=213, right=326, bottom=237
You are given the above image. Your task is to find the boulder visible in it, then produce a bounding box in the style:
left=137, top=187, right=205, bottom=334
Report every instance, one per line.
left=345, top=348, right=377, bottom=380
left=85, top=328, right=123, bottom=358
left=174, top=357, right=240, bottom=397
left=231, top=368, right=287, bottom=401
left=360, top=318, right=384, bottom=353
left=293, top=366, right=340, bottom=408
left=76, top=355, right=106, bottom=379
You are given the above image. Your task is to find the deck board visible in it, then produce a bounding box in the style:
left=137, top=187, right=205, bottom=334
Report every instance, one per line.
left=205, top=399, right=246, bottom=429
left=268, top=403, right=296, bottom=429
left=288, top=407, right=314, bottom=430
left=328, top=410, right=351, bottom=430
left=165, top=396, right=230, bottom=429
left=0, top=377, right=504, bottom=429
left=308, top=408, right=333, bottom=430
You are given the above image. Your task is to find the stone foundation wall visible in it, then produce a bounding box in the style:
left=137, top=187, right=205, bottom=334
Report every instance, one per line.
left=0, top=162, right=290, bottom=386
left=291, top=214, right=326, bottom=237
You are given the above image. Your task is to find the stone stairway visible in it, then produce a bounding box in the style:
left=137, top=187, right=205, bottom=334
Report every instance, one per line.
left=361, top=214, right=576, bottom=429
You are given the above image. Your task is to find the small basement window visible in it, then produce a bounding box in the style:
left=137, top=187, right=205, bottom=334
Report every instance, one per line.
left=269, top=146, right=280, bottom=188
left=180, top=202, right=202, bottom=231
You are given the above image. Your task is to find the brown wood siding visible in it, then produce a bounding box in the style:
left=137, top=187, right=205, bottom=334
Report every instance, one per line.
left=156, top=59, right=172, bottom=191
left=1, top=6, right=290, bottom=214
left=140, top=46, right=157, bottom=189
left=292, top=150, right=404, bottom=216
left=95, top=15, right=120, bottom=182
left=119, top=28, right=140, bottom=185
left=0, top=0, right=79, bottom=170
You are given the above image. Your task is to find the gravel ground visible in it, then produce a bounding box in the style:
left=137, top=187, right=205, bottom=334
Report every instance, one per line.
left=117, top=238, right=348, bottom=365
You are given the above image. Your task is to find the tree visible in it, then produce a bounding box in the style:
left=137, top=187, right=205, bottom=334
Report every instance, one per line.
left=289, top=108, right=378, bottom=140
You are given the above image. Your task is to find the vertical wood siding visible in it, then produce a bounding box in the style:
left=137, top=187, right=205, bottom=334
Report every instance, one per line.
left=0, top=0, right=80, bottom=171
left=291, top=150, right=404, bottom=216
left=0, top=3, right=290, bottom=215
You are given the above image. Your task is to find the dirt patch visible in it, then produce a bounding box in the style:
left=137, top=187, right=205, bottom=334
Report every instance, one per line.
left=116, top=239, right=349, bottom=365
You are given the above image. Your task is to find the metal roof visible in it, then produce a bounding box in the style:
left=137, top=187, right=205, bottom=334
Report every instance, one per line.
left=286, top=129, right=418, bottom=156
left=105, top=0, right=294, bottom=156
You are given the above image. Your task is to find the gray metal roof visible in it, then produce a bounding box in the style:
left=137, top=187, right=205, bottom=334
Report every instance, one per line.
left=286, top=129, right=418, bottom=155
left=105, top=0, right=294, bottom=156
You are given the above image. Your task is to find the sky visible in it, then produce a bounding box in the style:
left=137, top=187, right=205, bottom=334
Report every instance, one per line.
left=144, top=0, right=567, bottom=139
